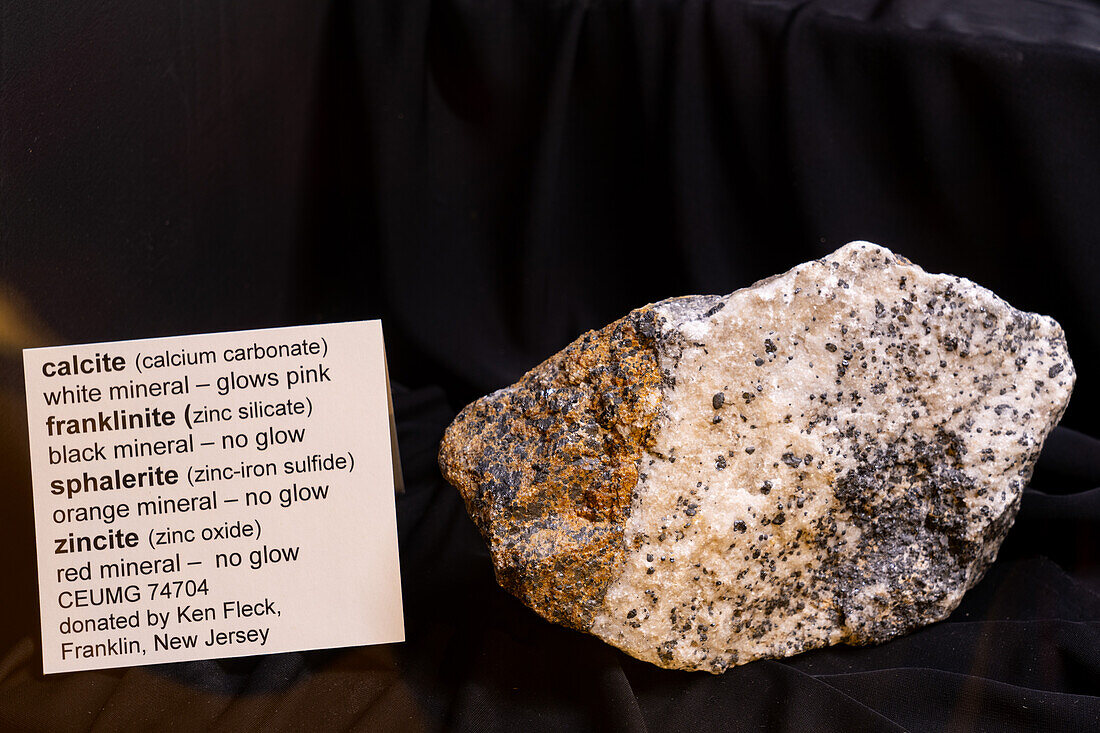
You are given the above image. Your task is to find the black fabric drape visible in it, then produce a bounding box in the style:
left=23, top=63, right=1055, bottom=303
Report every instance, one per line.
left=303, top=0, right=1100, bottom=434
left=2, top=0, right=1098, bottom=730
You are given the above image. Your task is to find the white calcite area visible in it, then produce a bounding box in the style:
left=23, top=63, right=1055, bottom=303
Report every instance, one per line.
left=589, top=243, right=1074, bottom=672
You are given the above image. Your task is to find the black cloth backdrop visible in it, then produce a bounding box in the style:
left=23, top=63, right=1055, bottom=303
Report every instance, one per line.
left=1, top=0, right=1098, bottom=730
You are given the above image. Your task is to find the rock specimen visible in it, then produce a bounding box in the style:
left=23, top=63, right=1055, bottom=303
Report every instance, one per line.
left=438, top=242, right=1075, bottom=672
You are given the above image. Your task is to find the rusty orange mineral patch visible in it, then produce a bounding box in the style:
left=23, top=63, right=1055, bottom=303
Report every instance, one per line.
left=439, top=307, right=664, bottom=630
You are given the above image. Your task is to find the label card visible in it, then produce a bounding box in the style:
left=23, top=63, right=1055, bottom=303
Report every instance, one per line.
left=24, top=321, right=404, bottom=674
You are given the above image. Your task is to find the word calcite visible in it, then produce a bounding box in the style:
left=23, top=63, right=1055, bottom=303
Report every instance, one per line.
left=25, top=321, right=405, bottom=674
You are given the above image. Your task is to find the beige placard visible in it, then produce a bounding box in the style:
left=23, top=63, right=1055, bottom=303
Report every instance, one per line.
left=24, top=321, right=404, bottom=674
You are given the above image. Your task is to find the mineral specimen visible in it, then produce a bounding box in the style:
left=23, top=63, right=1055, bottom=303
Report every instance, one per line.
left=438, top=242, right=1075, bottom=672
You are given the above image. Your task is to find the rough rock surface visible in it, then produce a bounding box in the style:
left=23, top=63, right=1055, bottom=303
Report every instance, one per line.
left=438, top=242, right=1075, bottom=672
